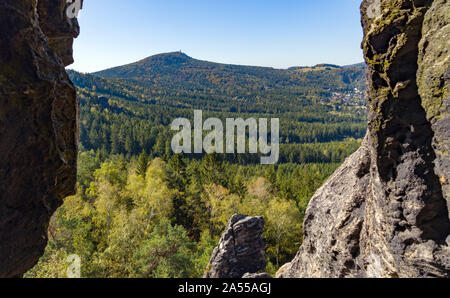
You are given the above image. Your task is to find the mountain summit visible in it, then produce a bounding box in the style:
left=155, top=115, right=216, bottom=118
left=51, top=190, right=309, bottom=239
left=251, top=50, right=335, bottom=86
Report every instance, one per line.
left=94, top=51, right=196, bottom=80
left=134, top=51, right=194, bottom=68
left=93, top=52, right=366, bottom=92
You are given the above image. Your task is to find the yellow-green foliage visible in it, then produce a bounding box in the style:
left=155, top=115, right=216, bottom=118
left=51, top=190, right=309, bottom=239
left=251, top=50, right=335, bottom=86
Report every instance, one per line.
left=26, top=152, right=337, bottom=278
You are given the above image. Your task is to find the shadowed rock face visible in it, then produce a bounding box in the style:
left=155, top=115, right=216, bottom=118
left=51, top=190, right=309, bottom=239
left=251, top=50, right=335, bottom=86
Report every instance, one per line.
left=278, top=0, right=450, bottom=278
left=0, top=0, right=79, bottom=277
left=205, top=215, right=267, bottom=278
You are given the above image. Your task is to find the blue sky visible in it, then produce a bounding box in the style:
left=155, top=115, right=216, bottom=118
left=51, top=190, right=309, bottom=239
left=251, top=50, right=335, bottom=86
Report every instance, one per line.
left=71, top=0, right=364, bottom=73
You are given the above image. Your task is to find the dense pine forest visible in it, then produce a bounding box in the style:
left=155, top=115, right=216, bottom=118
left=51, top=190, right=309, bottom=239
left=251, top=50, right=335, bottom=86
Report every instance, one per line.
left=26, top=52, right=367, bottom=278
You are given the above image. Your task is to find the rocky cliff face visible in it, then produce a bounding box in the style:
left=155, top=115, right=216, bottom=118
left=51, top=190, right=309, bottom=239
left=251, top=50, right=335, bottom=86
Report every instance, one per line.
left=278, top=0, right=450, bottom=278
left=205, top=215, right=267, bottom=278
left=0, top=0, right=79, bottom=277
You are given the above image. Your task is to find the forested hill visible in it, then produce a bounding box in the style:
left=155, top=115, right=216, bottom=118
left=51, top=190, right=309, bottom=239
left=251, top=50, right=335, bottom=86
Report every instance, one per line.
left=93, top=51, right=366, bottom=93
left=28, top=55, right=369, bottom=278
left=67, top=52, right=368, bottom=160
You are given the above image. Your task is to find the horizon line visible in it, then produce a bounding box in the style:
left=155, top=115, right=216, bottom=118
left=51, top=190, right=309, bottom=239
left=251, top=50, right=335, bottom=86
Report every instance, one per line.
left=68, top=51, right=366, bottom=74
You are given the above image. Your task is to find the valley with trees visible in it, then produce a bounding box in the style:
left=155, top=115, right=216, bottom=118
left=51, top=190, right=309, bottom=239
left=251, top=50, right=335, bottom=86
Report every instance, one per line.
left=26, top=52, right=367, bottom=278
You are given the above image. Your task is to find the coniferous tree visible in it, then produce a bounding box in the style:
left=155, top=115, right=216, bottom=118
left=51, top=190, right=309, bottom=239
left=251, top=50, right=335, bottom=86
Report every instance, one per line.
left=136, top=150, right=149, bottom=177
left=200, top=153, right=225, bottom=186
left=166, top=154, right=190, bottom=228
left=230, top=172, right=246, bottom=198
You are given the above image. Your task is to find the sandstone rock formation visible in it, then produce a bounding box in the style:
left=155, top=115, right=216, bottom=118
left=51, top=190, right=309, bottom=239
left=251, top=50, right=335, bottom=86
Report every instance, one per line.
left=205, top=214, right=267, bottom=278
left=0, top=0, right=80, bottom=277
left=278, top=0, right=450, bottom=278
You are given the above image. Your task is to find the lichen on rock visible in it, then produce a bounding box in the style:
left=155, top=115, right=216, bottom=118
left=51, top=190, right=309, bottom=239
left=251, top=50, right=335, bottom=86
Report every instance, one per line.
left=278, top=0, right=450, bottom=278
